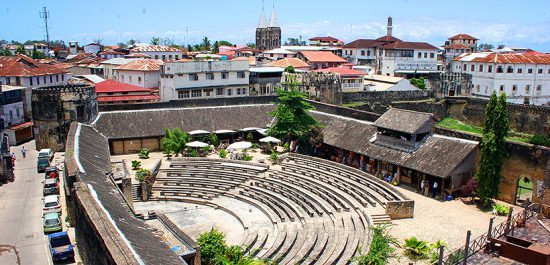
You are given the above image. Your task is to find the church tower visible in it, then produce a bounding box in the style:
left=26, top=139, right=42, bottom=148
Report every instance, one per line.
left=386, top=16, right=393, bottom=37
left=255, top=3, right=281, bottom=51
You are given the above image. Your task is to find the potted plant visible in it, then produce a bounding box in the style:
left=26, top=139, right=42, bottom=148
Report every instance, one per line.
left=131, top=160, right=141, bottom=170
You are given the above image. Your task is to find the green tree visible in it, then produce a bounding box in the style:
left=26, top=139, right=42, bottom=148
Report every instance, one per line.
left=212, top=41, right=220, bottom=53
left=15, top=45, right=28, bottom=56
left=284, top=66, right=295, bottom=73
left=161, top=128, right=189, bottom=156
left=246, top=42, right=256, bottom=48
left=410, top=77, right=426, bottom=90
left=218, top=40, right=233, bottom=47
left=268, top=80, right=320, bottom=142
left=197, top=229, right=227, bottom=265
left=478, top=43, right=494, bottom=51
left=0, top=48, right=12, bottom=56
left=150, top=37, right=160, bottom=45
left=127, top=39, right=137, bottom=46
left=201, top=37, right=212, bottom=51
left=187, top=44, right=193, bottom=52
left=476, top=92, right=509, bottom=204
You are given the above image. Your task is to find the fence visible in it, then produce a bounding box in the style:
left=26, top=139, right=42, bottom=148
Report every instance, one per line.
left=441, top=206, right=536, bottom=265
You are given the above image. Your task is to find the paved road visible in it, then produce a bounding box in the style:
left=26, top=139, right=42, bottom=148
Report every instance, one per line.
left=0, top=141, right=53, bottom=265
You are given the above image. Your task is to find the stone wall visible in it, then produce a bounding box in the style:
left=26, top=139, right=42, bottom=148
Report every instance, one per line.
left=342, top=90, right=431, bottom=113
left=385, top=200, right=415, bottom=219
left=307, top=100, right=380, bottom=122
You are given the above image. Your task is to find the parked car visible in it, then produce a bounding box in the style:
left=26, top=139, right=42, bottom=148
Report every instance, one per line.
left=37, top=158, right=50, bottom=173
left=43, top=178, right=59, bottom=196
left=48, top=231, right=75, bottom=262
left=42, top=195, right=61, bottom=213
left=44, top=166, right=59, bottom=179
left=43, top=212, right=62, bottom=233
left=38, top=148, right=54, bottom=161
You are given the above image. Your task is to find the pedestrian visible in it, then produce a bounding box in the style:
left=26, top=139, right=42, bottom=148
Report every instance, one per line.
left=424, top=180, right=430, bottom=196
left=420, top=179, right=425, bottom=193
left=21, top=146, right=26, bottom=158
left=11, top=152, right=16, bottom=161
left=433, top=180, right=439, bottom=198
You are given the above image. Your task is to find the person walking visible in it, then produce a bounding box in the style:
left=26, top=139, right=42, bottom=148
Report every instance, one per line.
left=424, top=180, right=430, bottom=196
left=420, top=179, right=425, bottom=194
left=21, top=146, right=26, bottom=158
left=432, top=180, right=439, bottom=198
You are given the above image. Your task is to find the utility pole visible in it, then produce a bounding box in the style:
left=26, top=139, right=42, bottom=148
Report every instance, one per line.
left=39, top=7, right=50, bottom=43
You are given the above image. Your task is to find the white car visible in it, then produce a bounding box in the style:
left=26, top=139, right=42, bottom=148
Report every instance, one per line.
left=42, top=195, right=61, bottom=213
left=38, top=149, right=54, bottom=161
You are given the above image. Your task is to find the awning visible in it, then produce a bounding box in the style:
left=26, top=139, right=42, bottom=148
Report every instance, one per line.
left=6, top=121, right=33, bottom=131
left=186, top=141, right=209, bottom=148
left=188, top=130, right=210, bottom=135
left=259, top=136, right=281, bottom=143
left=214, top=129, right=237, bottom=134
left=227, top=141, right=252, bottom=150
left=240, top=127, right=262, bottom=132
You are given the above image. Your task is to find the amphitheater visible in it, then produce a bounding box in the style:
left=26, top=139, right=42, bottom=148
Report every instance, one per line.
left=64, top=103, right=483, bottom=265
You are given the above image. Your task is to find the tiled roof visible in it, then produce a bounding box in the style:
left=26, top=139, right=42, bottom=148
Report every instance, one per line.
left=373, top=108, right=435, bottom=134
left=99, top=51, right=125, bottom=55
left=454, top=52, right=550, bottom=64
left=131, top=45, right=183, bottom=53
left=0, top=55, right=68, bottom=77
left=375, top=35, right=402, bottom=42
left=95, top=79, right=155, bottom=93
left=7, top=121, right=33, bottom=130
left=115, top=59, right=163, bottom=71
left=98, top=94, right=160, bottom=102
left=266, top=58, right=309, bottom=68
left=309, top=36, right=342, bottom=42
left=125, top=53, right=152, bottom=58
left=449, top=34, right=478, bottom=40
left=313, top=66, right=367, bottom=76
left=342, top=39, right=382, bottom=49
left=380, top=41, right=439, bottom=50
left=299, top=51, right=347, bottom=63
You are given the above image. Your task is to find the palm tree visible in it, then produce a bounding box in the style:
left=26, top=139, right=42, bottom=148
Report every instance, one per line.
left=150, top=37, right=160, bottom=45
left=201, top=37, right=211, bottom=51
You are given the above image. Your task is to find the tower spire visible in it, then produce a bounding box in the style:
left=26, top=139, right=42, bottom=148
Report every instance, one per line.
left=257, top=0, right=267, bottom=28
left=268, top=0, right=279, bottom=28
left=386, top=16, right=393, bottom=37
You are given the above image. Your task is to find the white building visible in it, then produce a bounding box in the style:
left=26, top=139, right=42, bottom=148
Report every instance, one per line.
left=313, top=66, right=367, bottom=92
left=160, top=60, right=250, bottom=101
left=130, top=45, right=184, bottom=61
left=364, top=75, right=419, bottom=91
left=0, top=85, right=25, bottom=127
left=263, top=48, right=296, bottom=60
left=442, top=34, right=478, bottom=68
left=452, top=52, right=550, bottom=105
left=83, top=43, right=101, bottom=54
left=115, top=59, right=163, bottom=89
left=100, top=58, right=137, bottom=79
left=68, top=41, right=79, bottom=55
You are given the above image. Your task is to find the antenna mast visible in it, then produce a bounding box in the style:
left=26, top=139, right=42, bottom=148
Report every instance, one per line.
left=40, top=7, right=50, bottom=42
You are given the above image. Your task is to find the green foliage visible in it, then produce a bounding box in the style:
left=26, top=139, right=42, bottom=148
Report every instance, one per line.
left=203, top=145, right=212, bottom=153
left=284, top=66, right=295, bottom=73
left=131, top=160, right=141, bottom=170
left=212, top=41, right=219, bottom=53
left=135, top=169, right=151, bottom=183
left=251, top=143, right=259, bottom=149
left=201, top=37, right=212, bottom=51
left=219, top=149, right=228, bottom=159
left=410, top=77, right=426, bottom=90
left=246, top=42, right=256, bottom=48
left=283, top=142, right=290, bottom=152
left=478, top=43, right=494, bottom=51
left=15, top=45, right=28, bottom=56
left=284, top=37, right=306, bottom=46
left=246, top=132, right=254, bottom=141
left=403, top=237, right=431, bottom=261
left=529, top=134, right=550, bottom=147
left=269, top=150, right=278, bottom=162
left=268, top=84, right=321, bottom=142
left=207, top=133, right=219, bottom=147
left=429, top=240, right=447, bottom=264
left=493, top=203, right=510, bottom=216
left=243, top=154, right=253, bottom=161
left=31, top=46, right=45, bottom=59
left=476, top=92, right=509, bottom=203
left=189, top=149, right=199, bottom=157
left=138, top=148, right=150, bottom=159
left=161, top=128, right=190, bottom=156
left=0, top=48, right=12, bottom=56
left=197, top=229, right=227, bottom=265
left=354, top=224, right=398, bottom=265
left=447, top=249, right=465, bottom=264
left=150, top=37, right=160, bottom=45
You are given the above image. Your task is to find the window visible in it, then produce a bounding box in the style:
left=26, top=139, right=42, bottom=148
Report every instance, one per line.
left=479, top=65, right=483, bottom=72
left=418, top=53, right=422, bottom=58
left=175, top=55, right=179, bottom=60
left=16, top=108, right=20, bottom=118
left=537, top=85, right=542, bottom=91
left=237, top=71, right=246, bottom=78
left=138, top=76, right=142, bottom=84
left=121, top=75, right=125, bottom=82
left=488, top=65, right=493, bottom=73
left=430, top=53, right=434, bottom=58
left=361, top=50, right=365, bottom=56
left=155, top=55, right=159, bottom=59
left=349, top=50, right=352, bottom=55
left=517, top=68, right=522, bottom=74
left=168, top=55, right=172, bottom=60
left=499, top=85, right=504, bottom=91
left=221, top=72, right=228, bottom=79
left=236, top=88, right=241, bottom=95
left=56, top=74, right=59, bottom=82
left=37, top=76, right=40, bottom=84
left=548, top=69, right=550, bottom=74
left=206, top=73, right=214, bottom=80
left=424, top=52, right=427, bottom=58
left=30, top=77, right=33, bottom=86
left=463, top=64, right=467, bottom=70
left=8, top=110, right=13, bottom=120
left=43, top=76, right=47, bottom=83
left=528, top=69, right=533, bottom=73
left=50, top=75, right=53, bottom=82
left=162, top=55, right=166, bottom=60
left=496, top=66, right=503, bottom=73
left=227, top=88, right=232, bottom=96
left=191, top=90, right=201, bottom=98
left=178, top=90, right=190, bottom=99
left=476, top=85, right=480, bottom=92
left=525, top=85, right=531, bottom=94
left=471, top=64, right=475, bottom=71
left=512, top=85, right=517, bottom=92
left=204, top=89, right=212, bottom=97
left=283, top=54, right=287, bottom=58
left=367, top=50, right=371, bottom=56
left=216, top=88, right=224, bottom=95
left=506, top=66, right=513, bottom=73
left=538, top=69, right=543, bottom=74
left=61, top=74, right=64, bottom=81
left=129, top=76, right=132, bottom=83
left=189, top=74, right=199, bottom=81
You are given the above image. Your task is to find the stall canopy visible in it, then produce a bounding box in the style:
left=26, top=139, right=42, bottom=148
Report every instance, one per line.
left=259, top=136, right=281, bottom=143
left=188, top=130, right=210, bottom=135
left=227, top=141, right=252, bottom=150
left=240, top=127, right=262, bottom=132
left=214, top=129, right=237, bottom=134
left=186, top=141, right=209, bottom=148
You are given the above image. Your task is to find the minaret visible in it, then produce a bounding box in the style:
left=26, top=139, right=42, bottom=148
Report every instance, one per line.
left=386, top=16, right=393, bottom=37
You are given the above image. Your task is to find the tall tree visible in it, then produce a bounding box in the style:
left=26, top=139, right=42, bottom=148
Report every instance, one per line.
left=212, top=41, right=219, bottom=53
left=201, top=37, right=211, bottom=51
left=478, top=43, right=494, bottom=51
left=127, top=39, right=137, bottom=46
left=218, top=40, right=232, bottom=47
left=15, top=45, right=28, bottom=56
left=150, top=37, right=160, bottom=45
left=269, top=78, right=321, bottom=142
left=93, top=38, right=103, bottom=45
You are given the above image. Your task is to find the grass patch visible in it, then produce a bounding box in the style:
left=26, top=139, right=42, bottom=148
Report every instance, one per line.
left=517, top=177, right=533, bottom=196
left=437, top=117, right=532, bottom=143
left=343, top=101, right=367, bottom=108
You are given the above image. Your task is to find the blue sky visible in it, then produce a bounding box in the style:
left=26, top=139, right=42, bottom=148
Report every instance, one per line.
left=2, top=0, right=550, bottom=51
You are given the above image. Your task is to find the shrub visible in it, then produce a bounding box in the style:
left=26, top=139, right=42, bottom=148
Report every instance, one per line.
left=203, top=145, right=212, bottom=153
left=197, top=229, right=227, bottom=265
left=429, top=240, right=447, bottom=264
left=283, top=142, right=290, bottom=152
left=529, top=134, right=550, bottom=147
left=493, top=203, right=510, bottom=216
left=131, top=160, right=141, bottom=170
left=189, top=149, right=199, bottom=157
left=252, top=143, right=259, bottom=149
left=207, top=133, right=219, bottom=147
left=135, top=169, right=151, bottom=183
left=219, top=149, right=228, bottom=159
left=447, top=249, right=465, bottom=264
left=269, top=150, right=278, bottom=162
left=354, top=224, right=398, bottom=265
left=246, top=132, right=254, bottom=141
left=403, top=237, right=431, bottom=261
left=138, top=148, right=150, bottom=159
left=243, top=154, right=253, bottom=161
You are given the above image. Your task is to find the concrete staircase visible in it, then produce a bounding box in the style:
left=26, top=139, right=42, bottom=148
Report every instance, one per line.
left=132, top=183, right=141, bottom=202
left=370, top=213, right=392, bottom=225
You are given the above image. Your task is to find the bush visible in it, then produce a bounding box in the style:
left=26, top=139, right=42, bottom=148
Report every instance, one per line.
left=354, top=224, right=398, bottom=265
left=138, top=148, right=150, bottom=159
left=197, top=229, right=227, bottom=265
left=131, top=160, right=141, bottom=170
left=410, top=77, right=426, bottom=90
left=429, top=240, right=447, bottom=264
left=493, top=203, right=510, bottom=216
left=135, top=168, right=151, bottom=183
left=529, top=134, right=550, bottom=147
left=403, top=237, right=431, bottom=261
left=269, top=150, right=278, bottom=162
left=283, top=142, right=290, bottom=152
left=243, top=154, right=253, bottom=161
left=219, top=149, right=227, bottom=159
left=207, top=133, right=219, bottom=147
left=189, top=149, right=199, bottom=157
left=203, top=145, right=212, bottom=153
left=246, top=132, right=254, bottom=141
left=252, top=143, right=259, bottom=149
left=447, top=249, right=465, bottom=264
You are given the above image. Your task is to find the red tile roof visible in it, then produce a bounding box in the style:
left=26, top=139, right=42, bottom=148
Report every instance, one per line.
left=95, top=79, right=155, bottom=93
left=266, top=58, right=309, bottom=68
left=342, top=39, right=383, bottom=49
left=98, top=94, right=160, bottom=102
left=115, top=59, right=163, bottom=71
left=313, top=66, right=367, bottom=77
left=8, top=121, right=33, bottom=130
left=299, top=51, right=347, bottom=63
left=131, top=45, right=183, bottom=53
left=126, top=53, right=152, bottom=58
left=0, top=55, right=68, bottom=77
left=449, top=34, right=478, bottom=40
left=379, top=41, right=439, bottom=50
left=309, top=36, right=342, bottom=42
left=454, top=52, right=550, bottom=64
left=375, top=35, right=402, bottom=42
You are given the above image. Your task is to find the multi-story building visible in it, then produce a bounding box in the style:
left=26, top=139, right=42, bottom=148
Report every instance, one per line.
left=95, top=79, right=159, bottom=105
left=130, top=45, right=184, bottom=61
left=255, top=7, right=281, bottom=51
left=160, top=60, right=250, bottom=101
left=0, top=85, right=33, bottom=145
left=452, top=52, right=550, bottom=105
left=0, top=55, right=71, bottom=117
left=442, top=34, right=478, bottom=68
left=249, top=67, right=284, bottom=95
left=100, top=58, right=137, bottom=80
left=83, top=43, right=102, bottom=54
left=298, top=51, right=347, bottom=70
left=262, top=48, right=296, bottom=60
left=313, top=66, right=366, bottom=92
left=309, top=36, right=344, bottom=47
left=115, top=59, right=163, bottom=89
left=342, top=17, right=439, bottom=77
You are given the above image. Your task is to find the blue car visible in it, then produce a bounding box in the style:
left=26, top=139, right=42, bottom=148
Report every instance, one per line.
left=48, top=231, right=75, bottom=262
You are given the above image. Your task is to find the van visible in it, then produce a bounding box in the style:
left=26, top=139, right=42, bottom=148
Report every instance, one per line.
left=38, top=149, right=54, bottom=161
left=37, top=158, right=50, bottom=173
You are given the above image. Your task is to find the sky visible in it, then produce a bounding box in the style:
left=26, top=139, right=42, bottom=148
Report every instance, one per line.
left=1, top=0, right=550, bottom=51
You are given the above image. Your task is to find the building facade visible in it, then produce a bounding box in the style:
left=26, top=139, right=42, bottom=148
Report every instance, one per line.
left=249, top=67, right=284, bottom=95
left=443, top=34, right=478, bottom=69
left=95, top=79, right=159, bottom=105
left=255, top=8, right=281, bottom=51
left=452, top=52, right=550, bottom=105
left=115, top=59, right=163, bottom=89
left=160, top=60, right=250, bottom=101
left=309, top=36, right=344, bottom=47
left=130, top=45, right=184, bottom=61
left=314, top=66, right=366, bottom=92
